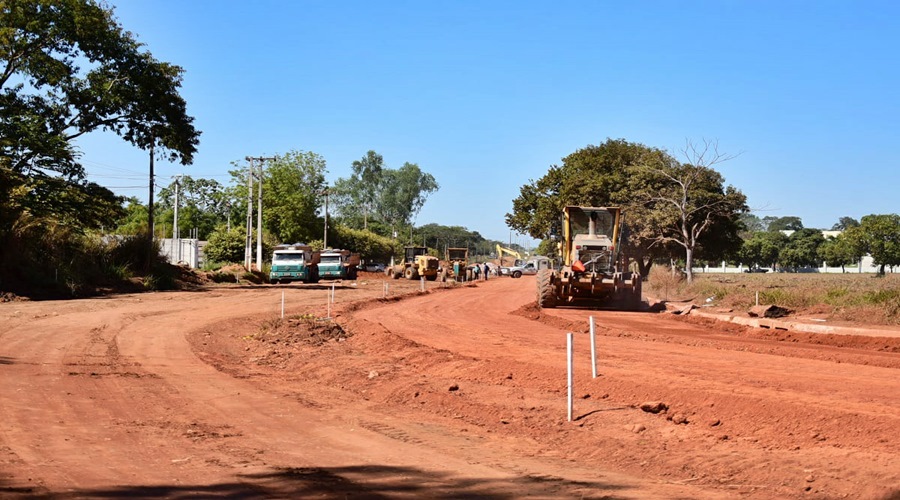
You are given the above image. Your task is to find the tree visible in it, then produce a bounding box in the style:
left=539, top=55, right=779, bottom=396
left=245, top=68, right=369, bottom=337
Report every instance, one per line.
left=850, top=214, right=900, bottom=276
left=739, top=231, right=789, bottom=269
left=632, top=139, right=748, bottom=283
left=831, top=216, right=860, bottom=231
left=506, top=138, right=678, bottom=277
left=155, top=176, right=228, bottom=240
left=374, top=162, right=439, bottom=237
left=351, top=150, right=383, bottom=230
left=1, top=0, right=200, bottom=283
left=331, top=152, right=439, bottom=239
left=766, top=216, right=804, bottom=232
left=818, top=233, right=861, bottom=273
left=740, top=213, right=765, bottom=235
left=1, top=0, right=199, bottom=215
left=778, top=228, right=825, bottom=270
left=229, top=150, right=327, bottom=245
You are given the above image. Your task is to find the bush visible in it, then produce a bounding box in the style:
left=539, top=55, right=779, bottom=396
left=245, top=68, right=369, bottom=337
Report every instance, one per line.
left=205, top=226, right=246, bottom=263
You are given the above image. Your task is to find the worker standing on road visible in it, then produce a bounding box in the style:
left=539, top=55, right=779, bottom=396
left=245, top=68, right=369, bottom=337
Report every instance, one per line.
left=472, top=265, right=480, bottom=280
left=483, top=262, right=489, bottom=281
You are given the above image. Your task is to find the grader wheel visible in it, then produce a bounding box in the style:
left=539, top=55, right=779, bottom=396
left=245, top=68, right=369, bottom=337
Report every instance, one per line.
left=537, top=269, right=557, bottom=309
left=625, top=274, right=643, bottom=310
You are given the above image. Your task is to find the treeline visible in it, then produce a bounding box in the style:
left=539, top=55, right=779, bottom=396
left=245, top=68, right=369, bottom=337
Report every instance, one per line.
left=736, top=214, right=900, bottom=275
left=508, top=139, right=900, bottom=279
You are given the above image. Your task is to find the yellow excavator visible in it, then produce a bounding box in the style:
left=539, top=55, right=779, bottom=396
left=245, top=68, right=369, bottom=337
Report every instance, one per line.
left=496, top=244, right=522, bottom=268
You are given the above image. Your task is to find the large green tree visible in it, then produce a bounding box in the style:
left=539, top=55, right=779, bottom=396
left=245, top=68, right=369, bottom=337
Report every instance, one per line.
left=778, top=228, right=825, bottom=270
left=850, top=214, right=900, bottom=276
left=739, top=231, right=789, bottom=269
left=831, top=216, right=860, bottom=231
left=1, top=0, right=199, bottom=288
left=375, top=162, right=438, bottom=233
left=818, top=233, right=863, bottom=273
left=230, top=150, right=327, bottom=245
left=507, top=139, right=671, bottom=276
left=1, top=0, right=199, bottom=218
left=155, top=176, right=228, bottom=240
left=506, top=138, right=747, bottom=280
left=331, top=153, right=439, bottom=238
left=766, top=216, right=804, bottom=232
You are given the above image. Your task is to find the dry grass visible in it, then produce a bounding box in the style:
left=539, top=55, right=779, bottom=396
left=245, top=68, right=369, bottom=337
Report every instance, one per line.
left=645, top=267, right=900, bottom=325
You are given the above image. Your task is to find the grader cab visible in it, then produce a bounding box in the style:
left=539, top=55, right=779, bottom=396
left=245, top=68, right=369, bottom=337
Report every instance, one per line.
left=536, top=206, right=642, bottom=309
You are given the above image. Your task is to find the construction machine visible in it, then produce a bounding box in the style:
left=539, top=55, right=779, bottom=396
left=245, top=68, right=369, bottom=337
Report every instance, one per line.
left=496, top=244, right=522, bottom=267
left=536, top=206, right=641, bottom=309
left=386, top=246, right=440, bottom=281
left=443, top=247, right=469, bottom=282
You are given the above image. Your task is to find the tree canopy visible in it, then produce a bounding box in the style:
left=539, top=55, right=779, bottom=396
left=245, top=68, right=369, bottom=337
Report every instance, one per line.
left=1, top=0, right=200, bottom=293
left=229, top=150, right=327, bottom=245
left=506, top=138, right=747, bottom=280
left=851, top=214, right=900, bottom=275
left=331, top=151, right=439, bottom=238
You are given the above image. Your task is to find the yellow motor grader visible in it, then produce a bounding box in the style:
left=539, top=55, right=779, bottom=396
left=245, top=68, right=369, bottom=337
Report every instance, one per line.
left=536, top=206, right=642, bottom=310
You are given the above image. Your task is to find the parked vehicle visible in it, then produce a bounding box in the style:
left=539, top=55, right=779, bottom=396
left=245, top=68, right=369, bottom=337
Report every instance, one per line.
left=269, top=243, right=319, bottom=284
left=503, top=256, right=553, bottom=278
left=317, top=249, right=360, bottom=280
left=362, top=262, right=386, bottom=273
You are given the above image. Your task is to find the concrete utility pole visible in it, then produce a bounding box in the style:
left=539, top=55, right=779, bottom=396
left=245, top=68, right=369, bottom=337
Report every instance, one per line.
left=322, top=188, right=329, bottom=249
left=244, top=158, right=254, bottom=270
left=147, top=141, right=155, bottom=270
left=246, top=156, right=275, bottom=271
left=173, top=175, right=181, bottom=263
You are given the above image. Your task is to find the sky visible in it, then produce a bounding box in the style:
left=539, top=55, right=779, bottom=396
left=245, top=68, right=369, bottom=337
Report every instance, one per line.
left=77, top=1, right=900, bottom=247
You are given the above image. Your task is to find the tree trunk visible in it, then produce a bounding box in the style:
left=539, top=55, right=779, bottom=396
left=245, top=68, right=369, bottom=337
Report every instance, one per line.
left=685, top=247, right=694, bottom=283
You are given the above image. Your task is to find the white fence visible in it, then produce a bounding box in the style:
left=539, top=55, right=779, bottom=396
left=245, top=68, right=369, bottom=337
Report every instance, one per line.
left=159, top=238, right=200, bottom=269
left=693, top=256, right=893, bottom=274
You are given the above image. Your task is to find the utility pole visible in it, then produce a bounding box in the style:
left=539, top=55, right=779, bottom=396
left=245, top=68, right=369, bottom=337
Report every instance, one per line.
left=246, top=156, right=275, bottom=271
left=147, top=139, right=155, bottom=270
left=173, top=175, right=179, bottom=240
left=244, top=158, right=254, bottom=270
left=173, top=175, right=181, bottom=263
left=321, top=188, right=329, bottom=249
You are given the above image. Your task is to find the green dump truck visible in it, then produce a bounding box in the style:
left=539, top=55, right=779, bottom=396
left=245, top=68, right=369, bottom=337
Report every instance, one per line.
left=317, top=249, right=361, bottom=280
left=269, top=243, right=319, bottom=284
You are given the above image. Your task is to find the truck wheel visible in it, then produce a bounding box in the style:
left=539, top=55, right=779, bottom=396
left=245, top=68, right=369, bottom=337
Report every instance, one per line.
left=426, top=274, right=437, bottom=281
left=512, top=270, right=522, bottom=279
left=537, top=269, right=557, bottom=308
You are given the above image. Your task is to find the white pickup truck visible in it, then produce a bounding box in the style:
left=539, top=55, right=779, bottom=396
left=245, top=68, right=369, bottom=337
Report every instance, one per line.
left=501, top=256, right=553, bottom=278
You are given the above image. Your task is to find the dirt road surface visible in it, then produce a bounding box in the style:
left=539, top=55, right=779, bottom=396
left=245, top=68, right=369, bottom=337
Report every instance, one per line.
left=2, top=274, right=899, bottom=498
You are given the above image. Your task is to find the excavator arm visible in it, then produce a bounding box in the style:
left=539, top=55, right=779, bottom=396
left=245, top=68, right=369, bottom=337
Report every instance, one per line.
left=496, top=244, right=522, bottom=266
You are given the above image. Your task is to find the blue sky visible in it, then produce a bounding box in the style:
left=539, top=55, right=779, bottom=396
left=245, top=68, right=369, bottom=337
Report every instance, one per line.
left=78, top=1, right=899, bottom=247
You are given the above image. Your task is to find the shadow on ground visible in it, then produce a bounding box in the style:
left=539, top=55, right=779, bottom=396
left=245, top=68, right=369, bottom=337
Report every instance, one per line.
left=5, top=464, right=630, bottom=499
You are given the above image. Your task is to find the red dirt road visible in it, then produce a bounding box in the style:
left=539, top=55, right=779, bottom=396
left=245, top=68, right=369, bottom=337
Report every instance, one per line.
left=2, top=275, right=899, bottom=498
